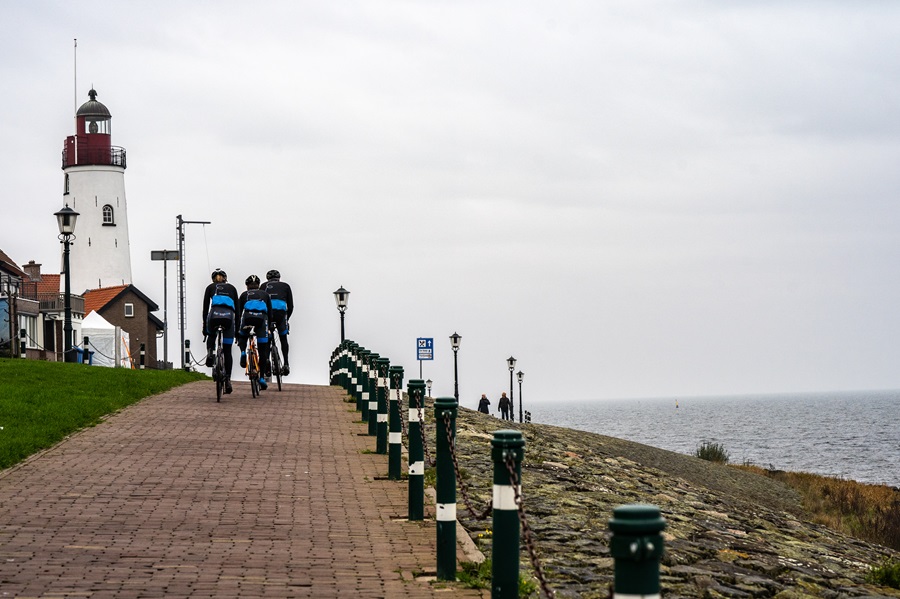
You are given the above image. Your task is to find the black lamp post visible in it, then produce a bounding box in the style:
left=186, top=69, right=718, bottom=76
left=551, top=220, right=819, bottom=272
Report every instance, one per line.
left=517, top=370, right=524, bottom=423
left=55, top=205, right=79, bottom=363
left=450, top=332, right=461, bottom=401
left=333, top=286, right=349, bottom=341
left=426, top=378, right=432, bottom=399
left=507, top=356, right=516, bottom=421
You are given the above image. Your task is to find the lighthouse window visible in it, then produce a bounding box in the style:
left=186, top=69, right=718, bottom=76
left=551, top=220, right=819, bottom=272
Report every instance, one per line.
left=102, top=205, right=115, bottom=226
left=64, top=174, right=70, bottom=195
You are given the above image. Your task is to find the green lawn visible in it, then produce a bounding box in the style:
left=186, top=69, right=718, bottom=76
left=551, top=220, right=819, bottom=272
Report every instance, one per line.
left=0, top=359, right=205, bottom=470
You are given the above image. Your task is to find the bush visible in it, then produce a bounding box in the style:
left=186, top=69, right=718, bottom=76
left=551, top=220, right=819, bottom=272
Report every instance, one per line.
left=866, top=558, right=900, bottom=588
left=694, top=441, right=730, bottom=464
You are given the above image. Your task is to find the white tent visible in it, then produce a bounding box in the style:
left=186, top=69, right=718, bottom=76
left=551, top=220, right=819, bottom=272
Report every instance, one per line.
left=81, top=310, right=131, bottom=368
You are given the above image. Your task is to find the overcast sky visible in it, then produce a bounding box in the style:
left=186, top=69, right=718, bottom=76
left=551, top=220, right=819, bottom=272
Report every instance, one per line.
left=3, top=2, right=900, bottom=406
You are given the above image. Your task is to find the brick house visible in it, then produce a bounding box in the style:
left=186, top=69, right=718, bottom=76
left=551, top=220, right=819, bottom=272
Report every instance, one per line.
left=83, top=285, right=163, bottom=368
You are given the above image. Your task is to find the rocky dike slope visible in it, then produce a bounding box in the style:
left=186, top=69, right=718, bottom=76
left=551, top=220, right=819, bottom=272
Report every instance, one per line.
left=432, top=404, right=900, bottom=598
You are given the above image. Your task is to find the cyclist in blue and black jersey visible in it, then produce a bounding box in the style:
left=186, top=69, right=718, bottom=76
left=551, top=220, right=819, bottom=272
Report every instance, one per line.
left=261, top=269, right=294, bottom=376
left=202, top=268, right=239, bottom=394
left=237, top=274, right=273, bottom=391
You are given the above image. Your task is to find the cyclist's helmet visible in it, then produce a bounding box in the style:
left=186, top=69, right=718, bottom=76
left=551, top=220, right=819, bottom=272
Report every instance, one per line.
left=266, top=269, right=280, bottom=281
left=245, top=274, right=261, bottom=287
left=211, top=268, right=227, bottom=281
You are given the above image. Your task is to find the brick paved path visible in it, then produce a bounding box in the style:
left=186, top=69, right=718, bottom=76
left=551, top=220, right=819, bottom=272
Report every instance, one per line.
left=0, top=381, right=488, bottom=598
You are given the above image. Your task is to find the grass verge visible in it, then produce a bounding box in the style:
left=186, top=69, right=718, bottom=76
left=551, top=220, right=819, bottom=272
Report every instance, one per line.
left=0, top=358, right=205, bottom=470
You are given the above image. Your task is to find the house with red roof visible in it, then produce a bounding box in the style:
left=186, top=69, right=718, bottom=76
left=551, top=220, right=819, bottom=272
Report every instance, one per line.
left=82, top=284, right=163, bottom=368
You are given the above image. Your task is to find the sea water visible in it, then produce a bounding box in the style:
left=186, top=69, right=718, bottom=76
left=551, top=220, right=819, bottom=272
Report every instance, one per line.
left=529, top=390, right=900, bottom=488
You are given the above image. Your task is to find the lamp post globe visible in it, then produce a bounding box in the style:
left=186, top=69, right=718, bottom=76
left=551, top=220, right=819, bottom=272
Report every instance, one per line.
left=333, top=286, right=349, bottom=341
left=517, top=370, right=524, bottom=423
left=54, top=205, right=79, bottom=363
left=450, top=332, right=461, bottom=401
left=426, top=379, right=432, bottom=398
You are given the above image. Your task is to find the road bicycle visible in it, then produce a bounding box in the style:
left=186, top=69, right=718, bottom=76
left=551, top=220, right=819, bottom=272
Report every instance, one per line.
left=243, top=325, right=262, bottom=398
left=212, top=326, right=226, bottom=402
left=268, top=326, right=283, bottom=391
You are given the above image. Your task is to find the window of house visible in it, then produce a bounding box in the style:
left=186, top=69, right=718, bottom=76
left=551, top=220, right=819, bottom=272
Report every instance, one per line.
left=17, top=314, right=38, bottom=349
left=102, top=205, right=115, bottom=225
left=124, top=303, right=134, bottom=318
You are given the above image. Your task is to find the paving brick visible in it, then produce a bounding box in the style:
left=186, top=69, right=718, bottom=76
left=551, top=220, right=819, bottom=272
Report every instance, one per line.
left=0, top=382, right=488, bottom=598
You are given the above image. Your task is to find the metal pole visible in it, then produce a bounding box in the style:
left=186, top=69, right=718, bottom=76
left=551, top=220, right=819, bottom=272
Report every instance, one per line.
left=434, top=397, right=458, bottom=581
left=388, top=365, right=404, bottom=478
left=509, top=368, right=514, bottom=422
left=63, top=237, right=74, bottom=363
left=375, top=357, right=390, bottom=450
left=176, top=216, right=210, bottom=371
left=518, top=379, right=523, bottom=423
left=177, top=215, right=185, bottom=369
left=452, top=349, right=459, bottom=402
left=407, top=379, right=426, bottom=520
left=162, top=256, right=168, bottom=367
left=492, top=429, right=525, bottom=598
left=339, top=309, right=345, bottom=341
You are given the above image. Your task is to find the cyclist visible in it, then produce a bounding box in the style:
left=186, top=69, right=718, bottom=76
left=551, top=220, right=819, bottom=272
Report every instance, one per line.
left=237, top=274, right=273, bottom=391
left=261, top=269, right=294, bottom=376
left=202, top=268, right=239, bottom=394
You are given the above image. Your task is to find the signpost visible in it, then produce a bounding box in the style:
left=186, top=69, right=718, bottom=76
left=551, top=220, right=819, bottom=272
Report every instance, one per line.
left=151, top=249, right=179, bottom=368
left=416, top=337, right=433, bottom=378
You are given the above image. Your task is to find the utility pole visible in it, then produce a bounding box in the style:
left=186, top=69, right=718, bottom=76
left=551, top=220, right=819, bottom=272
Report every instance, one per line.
left=176, top=215, right=210, bottom=370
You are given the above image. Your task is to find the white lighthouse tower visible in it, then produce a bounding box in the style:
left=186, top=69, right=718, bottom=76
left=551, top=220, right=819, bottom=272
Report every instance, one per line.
left=61, top=88, right=132, bottom=295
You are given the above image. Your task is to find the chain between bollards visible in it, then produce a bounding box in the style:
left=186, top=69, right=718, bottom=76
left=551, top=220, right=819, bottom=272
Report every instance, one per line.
left=442, top=412, right=493, bottom=521
left=505, top=453, right=555, bottom=599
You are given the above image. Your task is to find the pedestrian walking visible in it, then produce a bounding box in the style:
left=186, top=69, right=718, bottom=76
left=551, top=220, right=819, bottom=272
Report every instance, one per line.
left=498, top=392, right=511, bottom=420
left=478, top=394, right=491, bottom=414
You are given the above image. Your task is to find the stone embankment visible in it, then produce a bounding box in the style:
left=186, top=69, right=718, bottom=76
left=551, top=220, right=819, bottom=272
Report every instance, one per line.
left=432, top=403, right=900, bottom=598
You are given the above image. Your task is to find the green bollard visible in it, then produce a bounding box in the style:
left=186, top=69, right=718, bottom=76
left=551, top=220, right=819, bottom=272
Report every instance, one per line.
left=362, top=352, right=378, bottom=423
left=407, top=379, right=426, bottom=520
left=435, top=397, right=458, bottom=581
left=355, top=347, right=368, bottom=411
left=388, top=365, right=404, bottom=479
left=609, top=504, right=666, bottom=599
left=492, top=430, right=525, bottom=598
left=375, top=357, right=390, bottom=451
left=347, top=342, right=359, bottom=401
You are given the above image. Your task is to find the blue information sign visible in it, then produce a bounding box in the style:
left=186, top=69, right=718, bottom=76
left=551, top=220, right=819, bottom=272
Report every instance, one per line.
left=417, top=337, right=434, bottom=361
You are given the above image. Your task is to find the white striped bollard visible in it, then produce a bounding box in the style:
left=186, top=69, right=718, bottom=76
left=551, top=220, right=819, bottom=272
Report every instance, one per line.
left=435, top=397, right=458, bottom=581
left=388, top=365, right=404, bottom=480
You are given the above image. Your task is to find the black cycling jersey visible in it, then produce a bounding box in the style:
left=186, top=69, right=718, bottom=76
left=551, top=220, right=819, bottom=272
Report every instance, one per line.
left=261, top=280, right=293, bottom=317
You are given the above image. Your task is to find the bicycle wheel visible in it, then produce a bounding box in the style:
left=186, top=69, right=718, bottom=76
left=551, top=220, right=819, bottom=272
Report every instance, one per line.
left=248, top=346, right=259, bottom=398
left=270, top=343, right=283, bottom=391
left=215, top=333, right=225, bottom=402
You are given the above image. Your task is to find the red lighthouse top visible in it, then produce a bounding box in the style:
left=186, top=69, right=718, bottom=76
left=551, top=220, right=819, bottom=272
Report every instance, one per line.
left=62, top=89, right=126, bottom=169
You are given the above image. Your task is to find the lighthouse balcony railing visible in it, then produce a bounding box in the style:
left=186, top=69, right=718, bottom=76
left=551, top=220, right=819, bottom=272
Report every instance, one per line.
left=61, top=146, right=127, bottom=169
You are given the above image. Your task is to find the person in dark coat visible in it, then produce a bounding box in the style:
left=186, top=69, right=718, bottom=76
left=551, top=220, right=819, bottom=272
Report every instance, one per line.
left=477, top=394, right=491, bottom=414
left=498, top=392, right=511, bottom=420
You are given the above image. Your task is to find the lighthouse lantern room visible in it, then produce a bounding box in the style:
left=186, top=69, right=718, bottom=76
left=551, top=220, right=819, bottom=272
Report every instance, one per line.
left=61, top=88, right=132, bottom=295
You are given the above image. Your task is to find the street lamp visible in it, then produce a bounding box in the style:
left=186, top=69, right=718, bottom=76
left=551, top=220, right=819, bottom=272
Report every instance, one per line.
left=450, top=332, right=461, bottom=401
left=426, top=379, right=432, bottom=399
left=507, top=356, right=516, bottom=422
left=55, top=205, right=79, bottom=363
left=517, top=370, right=524, bottom=423
left=333, top=286, right=349, bottom=341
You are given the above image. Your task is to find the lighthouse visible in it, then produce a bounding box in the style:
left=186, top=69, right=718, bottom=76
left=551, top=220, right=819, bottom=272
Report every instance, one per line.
left=61, top=88, right=132, bottom=295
